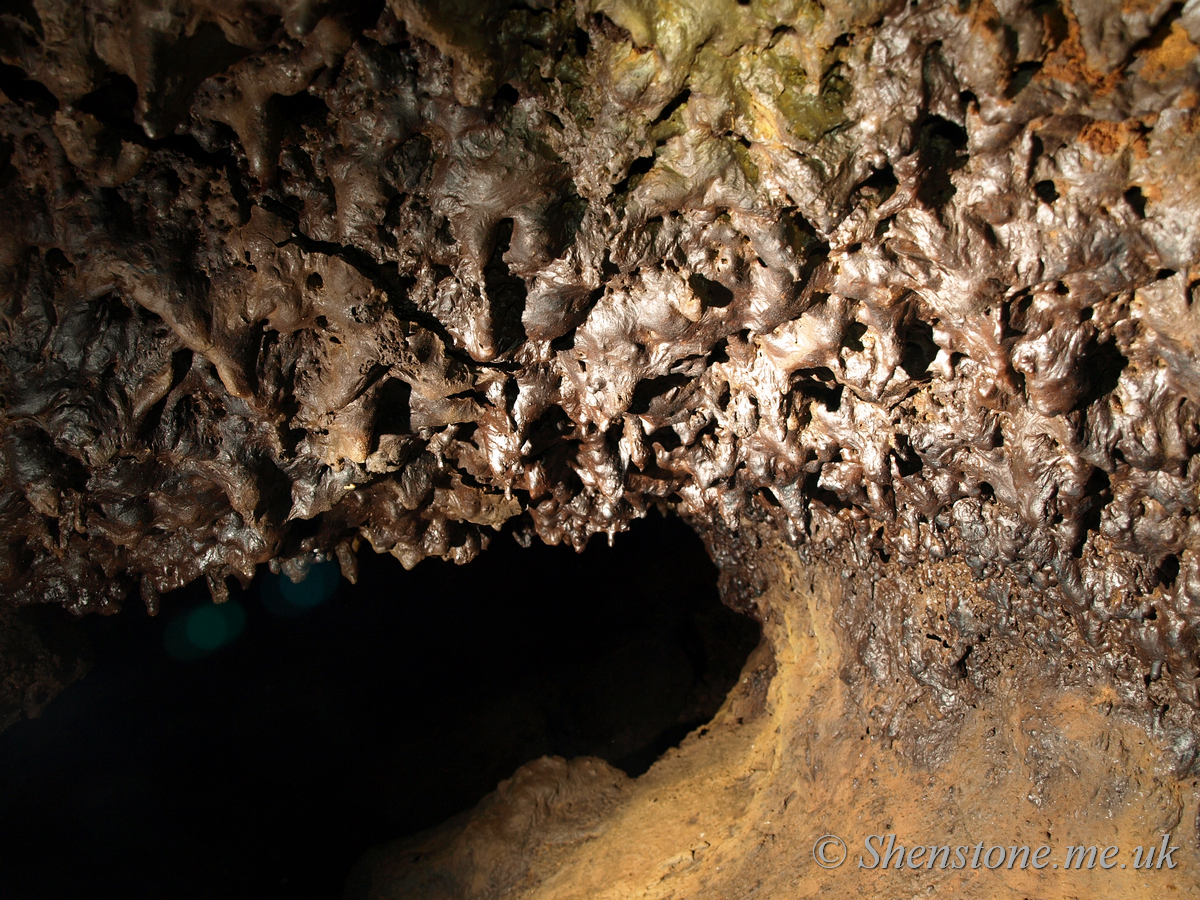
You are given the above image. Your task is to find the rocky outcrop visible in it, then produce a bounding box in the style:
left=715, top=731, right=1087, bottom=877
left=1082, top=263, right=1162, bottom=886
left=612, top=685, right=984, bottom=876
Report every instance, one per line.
left=2, top=0, right=1200, bottom=891
left=350, top=532, right=1200, bottom=899
left=348, top=532, right=1200, bottom=900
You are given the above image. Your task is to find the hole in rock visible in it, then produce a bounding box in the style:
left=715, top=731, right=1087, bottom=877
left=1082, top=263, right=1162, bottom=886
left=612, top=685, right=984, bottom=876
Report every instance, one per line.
left=77, top=73, right=139, bottom=126
left=613, top=153, right=655, bottom=195
left=1074, top=339, right=1128, bottom=410
left=630, top=372, right=692, bottom=414
left=1033, top=179, right=1059, bottom=203
left=843, top=320, right=868, bottom=352
left=652, top=89, right=690, bottom=127
left=1006, top=61, right=1042, bottom=98
left=1124, top=185, right=1148, bottom=218
left=893, top=435, right=923, bottom=477
left=0, top=513, right=759, bottom=900
left=1157, top=554, right=1180, bottom=588
left=687, top=272, right=734, bottom=308
left=0, top=62, right=58, bottom=115
left=483, top=217, right=528, bottom=352
left=572, top=27, right=590, bottom=57
left=915, top=115, right=968, bottom=210
left=901, top=318, right=938, bottom=380
left=494, top=83, right=519, bottom=108
left=856, top=163, right=898, bottom=204
left=798, top=369, right=843, bottom=412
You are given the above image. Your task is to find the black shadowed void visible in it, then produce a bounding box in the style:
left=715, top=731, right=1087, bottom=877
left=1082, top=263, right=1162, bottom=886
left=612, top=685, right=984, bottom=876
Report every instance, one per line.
left=0, top=512, right=758, bottom=900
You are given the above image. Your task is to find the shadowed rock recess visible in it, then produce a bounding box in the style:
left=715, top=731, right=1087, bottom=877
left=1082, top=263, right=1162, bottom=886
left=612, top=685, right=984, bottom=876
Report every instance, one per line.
left=3, top=0, right=1200, bottom=896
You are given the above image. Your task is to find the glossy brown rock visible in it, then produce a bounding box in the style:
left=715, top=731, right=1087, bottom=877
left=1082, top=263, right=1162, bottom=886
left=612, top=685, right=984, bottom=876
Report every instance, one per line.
left=2, top=0, right=1200, bottom=895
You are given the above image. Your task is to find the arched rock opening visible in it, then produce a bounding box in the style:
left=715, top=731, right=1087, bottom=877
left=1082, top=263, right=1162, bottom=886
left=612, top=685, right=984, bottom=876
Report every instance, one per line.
left=0, top=514, right=760, bottom=898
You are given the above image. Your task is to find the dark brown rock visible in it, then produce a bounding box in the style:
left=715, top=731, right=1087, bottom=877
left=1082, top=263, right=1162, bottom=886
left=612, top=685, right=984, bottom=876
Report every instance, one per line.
left=2, top=4, right=1200, bottom=881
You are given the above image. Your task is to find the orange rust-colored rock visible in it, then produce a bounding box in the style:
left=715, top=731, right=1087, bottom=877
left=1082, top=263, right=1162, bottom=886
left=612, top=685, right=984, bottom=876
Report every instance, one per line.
left=351, top=535, right=1200, bottom=899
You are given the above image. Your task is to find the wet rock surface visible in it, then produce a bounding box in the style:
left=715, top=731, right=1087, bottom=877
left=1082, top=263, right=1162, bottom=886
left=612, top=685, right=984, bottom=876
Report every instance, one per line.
left=2, top=0, right=1200, bottom=891
left=3, top=0, right=1200, bottom=730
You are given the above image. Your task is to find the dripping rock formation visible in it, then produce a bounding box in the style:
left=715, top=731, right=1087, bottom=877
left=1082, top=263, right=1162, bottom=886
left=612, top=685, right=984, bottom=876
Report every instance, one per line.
left=2, top=0, right=1200, bottom=896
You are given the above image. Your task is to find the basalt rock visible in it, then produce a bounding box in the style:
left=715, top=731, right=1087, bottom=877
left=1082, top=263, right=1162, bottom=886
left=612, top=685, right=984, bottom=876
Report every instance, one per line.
left=2, top=0, right=1200, bottom=894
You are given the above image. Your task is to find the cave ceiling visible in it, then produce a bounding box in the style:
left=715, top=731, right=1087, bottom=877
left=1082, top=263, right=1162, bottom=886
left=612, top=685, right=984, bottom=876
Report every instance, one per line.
left=2, top=0, right=1200, bottom=732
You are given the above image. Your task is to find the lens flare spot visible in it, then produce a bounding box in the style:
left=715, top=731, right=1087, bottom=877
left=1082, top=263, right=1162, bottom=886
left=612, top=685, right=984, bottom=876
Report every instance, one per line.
left=264, top=560, right=342, bottom=616
left=165, top=601, right=246, bottom=661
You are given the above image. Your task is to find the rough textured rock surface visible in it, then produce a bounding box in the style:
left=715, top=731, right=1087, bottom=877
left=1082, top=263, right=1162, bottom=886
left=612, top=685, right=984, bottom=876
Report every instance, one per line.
left=2, top=0, right=1200, bottom=892
left=352, top=533, right=1200, bottom=899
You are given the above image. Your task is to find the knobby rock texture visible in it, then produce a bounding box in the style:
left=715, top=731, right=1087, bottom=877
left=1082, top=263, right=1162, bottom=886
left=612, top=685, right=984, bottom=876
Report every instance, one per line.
left=3, top=0, right=1200, bottom=883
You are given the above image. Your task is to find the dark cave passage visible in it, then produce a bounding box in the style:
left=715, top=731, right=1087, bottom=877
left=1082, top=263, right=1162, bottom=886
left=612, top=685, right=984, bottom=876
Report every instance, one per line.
left=0, top=513, right=759, bottom=900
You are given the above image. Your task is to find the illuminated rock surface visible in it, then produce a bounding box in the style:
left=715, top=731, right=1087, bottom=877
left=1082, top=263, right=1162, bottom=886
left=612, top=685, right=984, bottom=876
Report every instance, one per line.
left=2, top=0, right=1200, bottom=895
